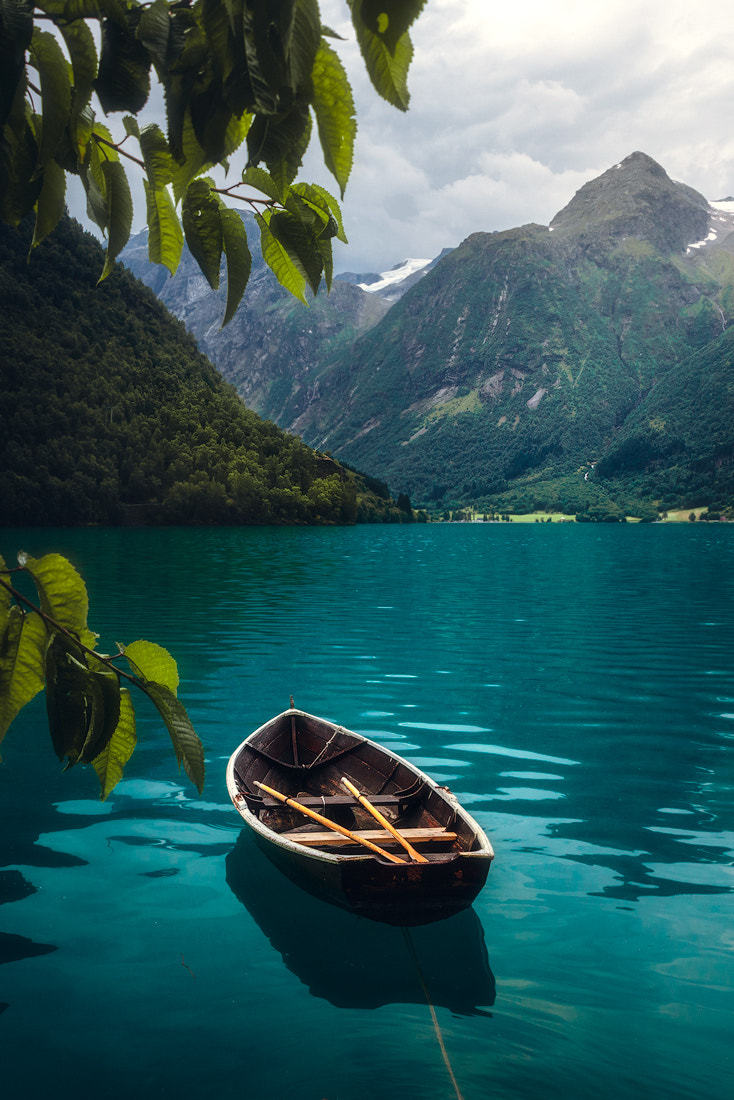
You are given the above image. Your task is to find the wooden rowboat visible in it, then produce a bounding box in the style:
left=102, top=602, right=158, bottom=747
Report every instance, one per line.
left=226, top=706, right=494, bottom=925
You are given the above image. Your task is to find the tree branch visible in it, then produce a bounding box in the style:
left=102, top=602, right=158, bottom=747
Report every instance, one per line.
left=0, top=575, right=138, bottom=686
left=93, top=133, right=146, bottom=170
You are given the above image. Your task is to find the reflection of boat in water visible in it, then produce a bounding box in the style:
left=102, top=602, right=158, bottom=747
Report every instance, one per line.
left=225, top=830, right=496, bottom=1015
left=226, top=707, right=493, bottom=925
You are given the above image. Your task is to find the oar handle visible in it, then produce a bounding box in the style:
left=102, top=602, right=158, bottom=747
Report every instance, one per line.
left=254, top=782, right=406, bottom=864
left=341, top=777, right=429, bottom=863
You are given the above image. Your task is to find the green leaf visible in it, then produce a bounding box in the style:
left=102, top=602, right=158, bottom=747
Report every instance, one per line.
left=0, top=610, right=47, bottom=746
left=199, top=0, right=232, bottom=78
left=144, top=180, right=183, bottom=275
left=299, top=181, right=346, bottom=241
left=136, top=0, right=170, bottom=69
left=222, top=110, right=252, bottom=159
left=122, top=113, right=140, bottom=139
left=81, top=138, right=109, bottom=232
left=269, top=209, right=323, bottom=295
left=0, top=102, right=42, bottom=225
left=59, top=17, right=98, bottom=132
left=0, top=604, right=23, bottom=740
left=316, top=232, right=333, bottom=291
left=63, top=0, right=128, bottom=24
left=96, top=17, right=151, bottom=114
left=348, top=0, right=414, bottom=110
left=256, top=209, right=306, bottom=303
left=91, top=687, right=136, bottom=799
left=285, top=186, right=331, bottom=235
left=289, top=0, right=321, bottom=90
left=32, top=158, right=66, bottom=248
left=81, top=658, right=121, bottom=762
left=311, top=40, right=355, bottom=197
left=28, top=28, right=72, bottom=169
left=246, top=100, right=312, bottom=189
left=71, top=102, right=94, bottom=161
left=99, top=158, right=133, bottom=281
left=182, top=177, right=223, bottom=289
left=122, top=639, right=179, bottom=694
left=139, top=122, right=174, bottom=188
left=85, top=122, right=120, bottom=222
left=138, top=681, right=205, bottom=793
left=45, top=633, right=119, bottom=767
left=241, top=0, right=292, bottom=112
left=241, top=165, right=284, bottom=203
left=189, top=81, right=234, bottom=165
left=22, top=552, right=96, bottom=649
left=170, top=111, right=212, bottom=204
left=356, top=0, right=426, bottom=54
left=220, top=205, right=252, bottom=325
left=0, top=0, right=33, bottom=129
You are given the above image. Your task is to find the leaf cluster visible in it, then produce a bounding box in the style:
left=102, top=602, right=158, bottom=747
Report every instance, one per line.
left=0, top=0, right=425, bottom=321
left=0, top=550, right=204, bottom=799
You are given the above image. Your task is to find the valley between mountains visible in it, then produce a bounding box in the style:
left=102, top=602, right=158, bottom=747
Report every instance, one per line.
left=122, top=150, right=734, bottom=518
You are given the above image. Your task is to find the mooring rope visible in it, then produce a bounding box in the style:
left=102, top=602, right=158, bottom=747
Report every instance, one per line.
left=401, top=927, right=466, bottom=1100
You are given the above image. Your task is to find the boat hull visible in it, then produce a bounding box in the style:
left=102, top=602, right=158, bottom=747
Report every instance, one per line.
left=253, top=826, right=490, bottom=925
left=227, top=708, right=494, bottom=925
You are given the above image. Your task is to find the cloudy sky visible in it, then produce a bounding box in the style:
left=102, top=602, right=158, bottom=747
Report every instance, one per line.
left=69, top=0, right=734, bottom=273
left=309, top=0, right=734, bottom=271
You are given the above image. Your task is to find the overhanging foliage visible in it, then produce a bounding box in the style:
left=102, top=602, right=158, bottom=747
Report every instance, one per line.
left=0, top=550, right=205, bottom=798
left=0, top=0, right=426, bottom=322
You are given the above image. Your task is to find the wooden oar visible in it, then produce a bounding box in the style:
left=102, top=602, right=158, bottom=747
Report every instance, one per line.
left=254, top=782, right=406, bottom=864
left=341, top=777, right=429, bottom=863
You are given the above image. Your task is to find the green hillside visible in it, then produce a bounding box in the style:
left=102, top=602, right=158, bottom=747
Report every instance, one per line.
left=595, top=327, right=734, bottom=505
left=0, top=217, right=406, bottom=526
left=284, top=153, right=734, bottom=513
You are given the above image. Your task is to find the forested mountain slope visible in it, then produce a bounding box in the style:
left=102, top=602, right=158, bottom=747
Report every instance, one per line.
left=289, top=153, right=734, bottom=511
left=595, top=326, right=734, bottom=503
left=0, top=218, right=404, bottom=526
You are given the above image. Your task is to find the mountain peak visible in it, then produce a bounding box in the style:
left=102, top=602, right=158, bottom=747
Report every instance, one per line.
left=614, top=150, right=668, bottom=176
left=549, top=152, right=710, bottom=253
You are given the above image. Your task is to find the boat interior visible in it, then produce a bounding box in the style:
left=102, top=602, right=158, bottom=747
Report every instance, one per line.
left=231, top=711, right=484, bottom=862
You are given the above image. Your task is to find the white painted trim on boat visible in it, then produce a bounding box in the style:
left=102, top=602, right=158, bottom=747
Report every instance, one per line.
left=226, top=708, right=495, bottom=866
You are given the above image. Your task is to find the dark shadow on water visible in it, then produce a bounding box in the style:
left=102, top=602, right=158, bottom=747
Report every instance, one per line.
left=225, top=830, right=496, bottom=1014
left=0, top=870, right=36, bottom=907
left=0, top=873, right=57, bottom=973
left=563, top=852, right=732, bottom=902
left=0, top=931, right=57, bottom=966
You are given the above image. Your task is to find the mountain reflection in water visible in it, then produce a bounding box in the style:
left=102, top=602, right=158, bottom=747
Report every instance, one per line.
left=226, top=830, right=496, bottom=1014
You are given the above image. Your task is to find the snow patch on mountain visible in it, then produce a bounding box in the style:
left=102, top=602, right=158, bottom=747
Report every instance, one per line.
left=684, top=199, right=734, bottom=254
left=358, top=258, right=432, bottom=295
left=687, top=228, right=718, bottom=252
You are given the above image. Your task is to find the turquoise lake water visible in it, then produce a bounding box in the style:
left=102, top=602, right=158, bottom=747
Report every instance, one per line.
left=1, top=524, right=733, bottom=1099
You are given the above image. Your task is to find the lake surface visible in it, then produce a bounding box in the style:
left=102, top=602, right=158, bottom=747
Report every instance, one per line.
left=1, top=524, right=733, bottom=1099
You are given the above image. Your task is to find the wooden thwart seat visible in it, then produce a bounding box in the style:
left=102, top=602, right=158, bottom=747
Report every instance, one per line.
left=259, top=792, right=414, bottom=809
left=281, top=826, right=458, bottom=849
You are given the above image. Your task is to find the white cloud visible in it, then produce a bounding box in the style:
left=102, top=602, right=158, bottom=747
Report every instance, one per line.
left=317, top=0, right=734, bottom=270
